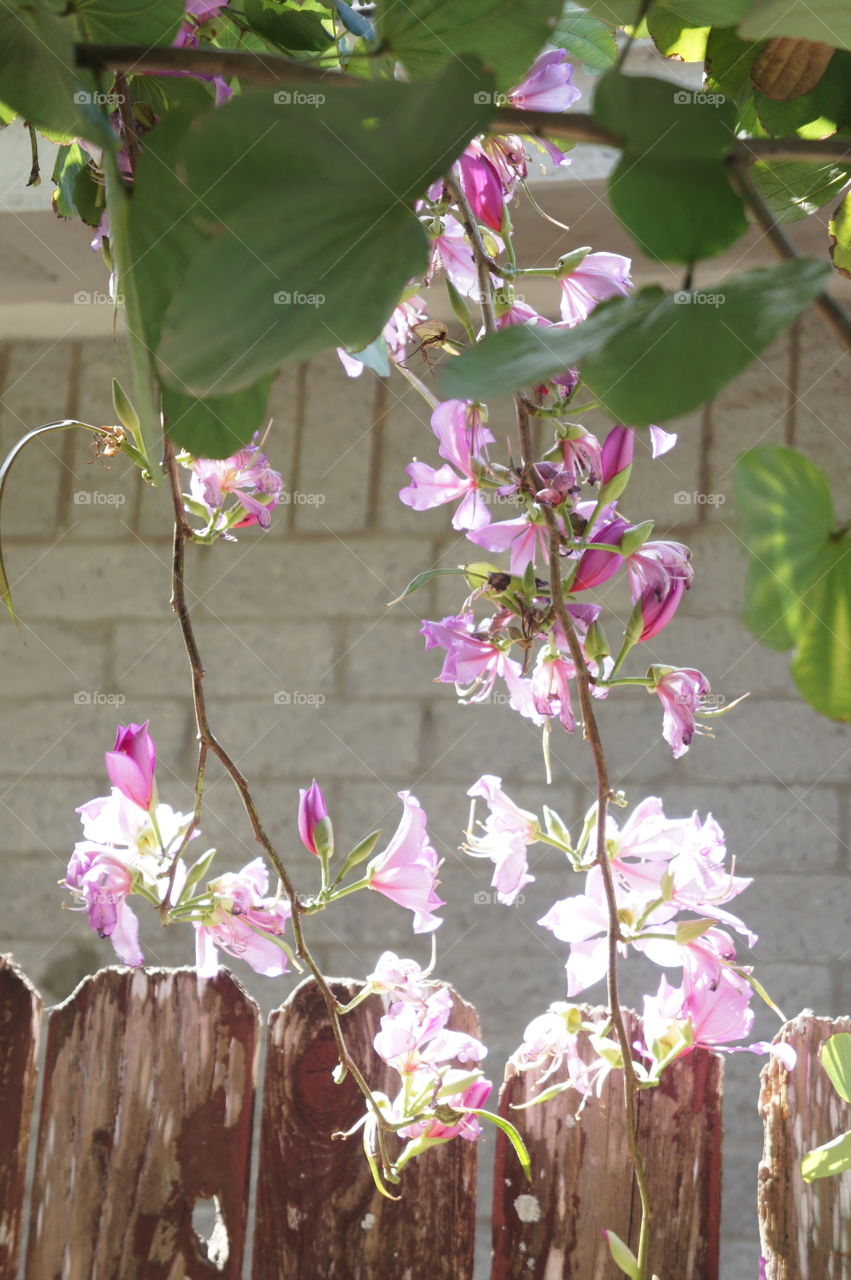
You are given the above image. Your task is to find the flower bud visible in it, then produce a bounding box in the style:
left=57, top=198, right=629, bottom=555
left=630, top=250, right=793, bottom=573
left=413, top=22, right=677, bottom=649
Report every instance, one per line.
left=555, top=246, right=593, bottom=277
left=597, top=425, right=634, bottom=503
left=298, top=780, right=333, bottom=859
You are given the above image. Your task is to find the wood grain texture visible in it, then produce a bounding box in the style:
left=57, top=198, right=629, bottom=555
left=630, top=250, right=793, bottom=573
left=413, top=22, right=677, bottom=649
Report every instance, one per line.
left=490, top=1008, right=723, bottom=1280
left=758, top=1012, right=851, bottom=1280
left=25, top=966, right=259, bottom=1280
left=0, top=955, right=42, bottom=1280
left=252, top=977, right=479, bottom=1280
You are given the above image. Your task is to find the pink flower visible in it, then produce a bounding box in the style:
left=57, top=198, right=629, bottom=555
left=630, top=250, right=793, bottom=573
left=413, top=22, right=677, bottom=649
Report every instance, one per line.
left=366, top=951, right=431, bottom=1002
left=569, top=517, right=629, bottom=592
left=187, top=433, right=282, bottom=532
left=367, top=792, right=445, bottom=932
left=431, top=215, right=480, bottom=296
left=482, top=134, right=528, bottom=192
left=374, top=986, right=487, bottom=1073
left=420, top=614, right=541, bottom=722
left=298, top=779, right=331, bottom=857
left=337, top=295, right=427, bottom=377
left=194, top=857, right=292, bottom=977
left=559, top=252, right=633, bottom=326
left=531, top=648, right=577, bottom=732
left=643, top=965, right=754, bottom=1052
left=399, top=1073, right=492, bottom=1143
left=649, top=425, right=677, bottom=457
left=65, top=850, right=143, bottom=967
left=104, top=721, right=156, bottom=812
left=508, top=50, right=581, bottom=113
left=466, top=514, right=551, bottom=574
left=457, top=145, right=505, bottom=232
left=512, top=1004, right=612, bottom=1095
left=399, top=399, right=493, bottom=531
left=466, top=775, right=537, bottom=904
left=627, top=540, right=693, bottom=641
left=653, top=667, right=712, bottom=759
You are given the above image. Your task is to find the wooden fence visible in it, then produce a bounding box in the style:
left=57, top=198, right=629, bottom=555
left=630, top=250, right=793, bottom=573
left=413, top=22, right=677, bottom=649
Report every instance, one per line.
left=0, top=954, right=848, bottom=1279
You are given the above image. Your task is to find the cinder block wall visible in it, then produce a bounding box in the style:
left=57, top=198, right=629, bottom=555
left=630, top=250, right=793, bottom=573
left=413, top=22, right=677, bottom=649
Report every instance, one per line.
left=0, top=312, right=848, bottom=1275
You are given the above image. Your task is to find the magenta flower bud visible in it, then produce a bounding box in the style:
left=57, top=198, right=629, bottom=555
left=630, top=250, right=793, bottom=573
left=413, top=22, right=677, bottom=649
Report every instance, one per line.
left=569, top=519, right=628, bottom=593
left=104, top=721, right=156, bottom=811
left=598, top=426, right=634, bottom=502
left=627, top=578, right=687, bottom=643
left=298, top=780, right=333, bottom=858
left=457, top=148, right=505, bottom=233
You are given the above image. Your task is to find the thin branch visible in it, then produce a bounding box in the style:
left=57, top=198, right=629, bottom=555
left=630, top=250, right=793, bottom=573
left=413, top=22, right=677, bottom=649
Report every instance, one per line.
left=515, top=397, right=653, bottom=1280
left=73, top=45, right=851, bottom=161
left=731, top=160, right=851, bottom=353
left=444, top=171, right=498, bottom=335
left=162, top=440, right=396, bottom=1177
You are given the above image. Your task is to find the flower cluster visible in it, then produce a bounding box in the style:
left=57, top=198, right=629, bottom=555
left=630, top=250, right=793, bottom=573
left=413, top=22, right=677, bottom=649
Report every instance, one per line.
left=179, top=432, right=284, bottom=539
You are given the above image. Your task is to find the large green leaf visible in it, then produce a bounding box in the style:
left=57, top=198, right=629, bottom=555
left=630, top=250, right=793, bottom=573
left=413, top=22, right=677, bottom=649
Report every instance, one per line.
left=0, top=0, right=87, bottom=138
left=751, top=160, right=851, bottom=224
left=375, top=0, right=562, bottom=89
left=71, top=0, right=184, bottom=44
left=735, top=445, right=851, bottom=720
left=243, top=0, right=333, bottom=51
left=585, top=0, right=749, bottom=22
left=740, top=0, right=851, bottom=50
left=552, top=3, right=618, bottom=72
left=704, top=26, right=765, bottom=134
left=593, top=72, right=747, bottom=262
left=161, top=379, right=273, bottom=457
left=829, top=190, right=851, bottom=277
left=440, top=260, right=829, bottom=424
left=646, top=11, right=709, bottom=61
left=153, top=63, right=493, bottom=398
left=822, top=1033, right=851, bottom=1103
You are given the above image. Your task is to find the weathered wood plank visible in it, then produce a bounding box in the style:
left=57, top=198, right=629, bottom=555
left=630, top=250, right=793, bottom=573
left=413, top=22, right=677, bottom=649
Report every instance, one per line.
left=758, top=1012, right=851, bottom=1280
left=25, top=966, right=259, bottom=1280
left=252, top=977, right=479, bottom=1280
left=0, top=955, right=42, bottom=1280
left=490, top=1008, right=722, bottom=1279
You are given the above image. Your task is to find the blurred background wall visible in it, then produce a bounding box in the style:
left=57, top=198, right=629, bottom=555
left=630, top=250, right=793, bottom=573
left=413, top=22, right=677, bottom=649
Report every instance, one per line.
left=0, top=70, right=849, bottom=1274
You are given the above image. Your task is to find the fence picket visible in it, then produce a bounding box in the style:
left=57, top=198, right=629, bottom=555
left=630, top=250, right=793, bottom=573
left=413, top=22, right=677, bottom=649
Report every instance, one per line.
left=758, top=1012, right=851, bottom=1280
left=24, top=967, right=259, bottom=1280
left=0, top=956, right=42, bottom=1280
left=490, top=1008, right=722, bottom=1279
left=252, top=977, right=478, bottom=1280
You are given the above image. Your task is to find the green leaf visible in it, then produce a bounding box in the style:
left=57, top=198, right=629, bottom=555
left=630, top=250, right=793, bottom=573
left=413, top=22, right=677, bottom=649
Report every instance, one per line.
left=465, top=1108, right=531, bottom=1179
left=752, top=160, right=851, bottom=224
left=153, top=63, right=493, bottom=398
left=440, top=260, right=829, bottom=423
left=647, top=12, right=710, bottom=61
left=243, top=0, right=333, bottom=51
left=740, top=0, right=851, bottom=50
left=161, top=378, right=273, bottom=458
left=388, top=566, right=476, bottom=606
left=0, top=0, right=87, bottom=138
left=51, top=142, right=101, bottom=223
left=605, top=1229, right=639, bottom=1279
left=661, top=0, right=751, bottom=19
left=72, top=0, right=184, bottom=44
left=704, top=26, right=765, bottom=134
left=126, top=72, right=216, bottom=116
left=829, top=189, right=851, bottom=277
left=822, top=1033, right=851, bottom=1103
left=801, top=1130, right=851, bottom=1181
left=593, top=72, right=746, bottom=262
left=735, top=445, right=851, bottom=719
left=552, top=3, right=618, bottom=72
left=754, top=52, right=851, bottom=139
left=376, top=0, right=562, bottom=89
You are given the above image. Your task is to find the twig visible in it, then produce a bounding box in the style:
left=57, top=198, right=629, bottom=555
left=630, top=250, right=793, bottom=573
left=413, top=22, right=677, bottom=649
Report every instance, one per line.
left=72, top=45, right=851, bottom=162
left=161, top=439, right=395, bottom=1178
left=731, top=160, right=851, bottom=353
left=515, top=397, right=653, bottom=1280
left=444, top=171, right=498, bottom=335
